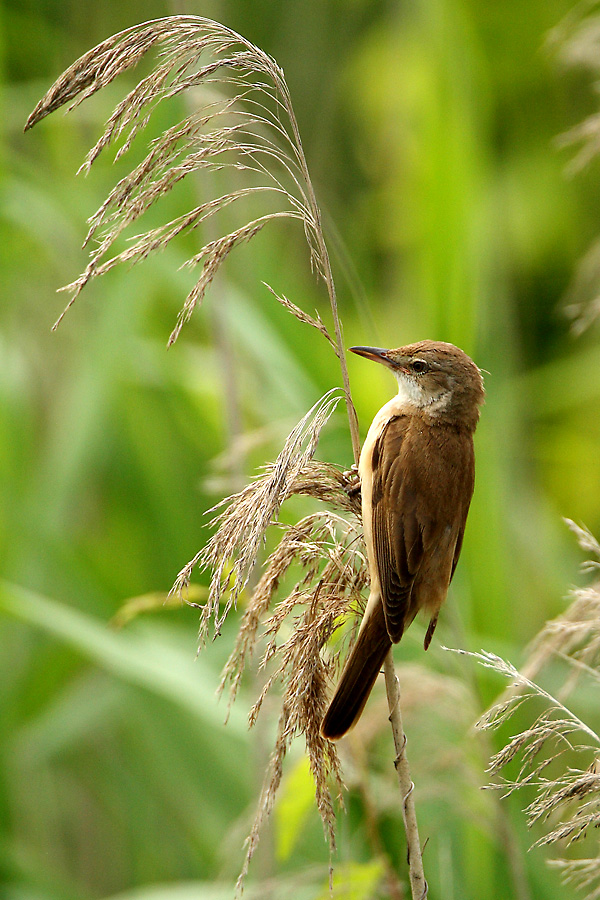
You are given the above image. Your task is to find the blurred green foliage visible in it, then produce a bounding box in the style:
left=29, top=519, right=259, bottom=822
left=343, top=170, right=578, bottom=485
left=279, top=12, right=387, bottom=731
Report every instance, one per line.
left=2, top=0, right=600, bottom=898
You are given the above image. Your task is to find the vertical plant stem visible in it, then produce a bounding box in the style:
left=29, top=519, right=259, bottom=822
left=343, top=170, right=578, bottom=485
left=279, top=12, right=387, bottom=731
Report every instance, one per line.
left=277, top=57, right=425, bottom=898
left=295, top=100, right=425, bottom=889
left=282, top=92, right=361, bottom=464
left=310, top=213, right=360, bottom=464
left=384, top=654, right=428, bottom=900
left=320, top=241, right=361, bottom=464
left=311, top=184, right=424, bottom=894
left=354, top=744, right=406, bottom=900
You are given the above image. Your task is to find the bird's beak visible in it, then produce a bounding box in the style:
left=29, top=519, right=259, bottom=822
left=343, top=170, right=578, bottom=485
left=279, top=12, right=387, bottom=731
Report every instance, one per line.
left=350, top=346, right=390, bottom=364
left=350, top=346, right=401, bottom=371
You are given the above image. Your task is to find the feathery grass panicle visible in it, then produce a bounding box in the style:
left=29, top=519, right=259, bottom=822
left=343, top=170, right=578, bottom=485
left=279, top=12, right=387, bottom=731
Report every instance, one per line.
left=517, top=519, right=600, bottom=689
left=234, top=513, right=366, bottom=892
left=169, top=387, right=366, bottom=882
left=450, top=646, right=600, bottom=852
left=287, top=459, right=362, bottom=517
left=550, top=855, right=600, bottom=900
left=566, top=519, right=600, bottom=563
left=564, top=241, right=600, bottom=337
left=25, top=16, right=328, bottom=342
left=552, top=4, right=600, bottom=176
left=262, top=282, right=338, bottom=353
left=26, top=13, right=360, bottom=455
left=219, top=511, right=365, bottom=709
left=25, top=14, right=407, bottom=888
left=550, top=0, right=600, bottom=173
left=199, top=437, right=364, bottom=888
left=217, top=505, right=365, bottom=887
left=171, top=389, right=343, bottom=639
left=448, top=523, right=600, bottom=894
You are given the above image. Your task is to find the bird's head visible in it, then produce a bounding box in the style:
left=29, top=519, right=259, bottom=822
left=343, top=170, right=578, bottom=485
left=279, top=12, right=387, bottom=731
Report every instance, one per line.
left=350, top=340, right=485, bottom=428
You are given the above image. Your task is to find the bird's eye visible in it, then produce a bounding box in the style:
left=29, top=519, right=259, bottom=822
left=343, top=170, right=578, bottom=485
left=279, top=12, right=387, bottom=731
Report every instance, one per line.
left=410, top=359, right=429, bottom=374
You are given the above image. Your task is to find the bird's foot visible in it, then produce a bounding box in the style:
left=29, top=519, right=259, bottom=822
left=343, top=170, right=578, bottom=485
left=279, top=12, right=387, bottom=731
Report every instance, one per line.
left=342, top=464, right=361, bottom=498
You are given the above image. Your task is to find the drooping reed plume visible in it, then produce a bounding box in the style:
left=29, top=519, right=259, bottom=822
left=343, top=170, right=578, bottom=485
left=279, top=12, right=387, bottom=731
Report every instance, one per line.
left=451, top=521, right=600, bottom=899
left=24, top=15, right=359, bottom=455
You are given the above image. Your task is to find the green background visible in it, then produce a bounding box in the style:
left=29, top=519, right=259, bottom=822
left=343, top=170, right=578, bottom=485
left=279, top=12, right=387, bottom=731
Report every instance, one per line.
left=2, top=0, right=600, bottom=897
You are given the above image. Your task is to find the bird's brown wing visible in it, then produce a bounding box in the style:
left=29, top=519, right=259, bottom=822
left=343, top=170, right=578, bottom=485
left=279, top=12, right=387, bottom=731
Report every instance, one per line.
left=372, top=417, right=475, bottom=643
left=371, top=416, right=425, bottom=641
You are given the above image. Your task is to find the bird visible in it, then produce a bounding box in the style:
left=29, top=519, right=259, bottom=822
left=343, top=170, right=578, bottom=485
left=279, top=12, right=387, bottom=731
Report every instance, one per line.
left=321, top=340, right=485, bottom=741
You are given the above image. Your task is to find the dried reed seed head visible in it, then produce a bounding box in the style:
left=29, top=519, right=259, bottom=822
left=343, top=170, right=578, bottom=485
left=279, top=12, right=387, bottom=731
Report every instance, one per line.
left=262, top=283, right=336, bottom=352
left=234, top=539, right=352, bottom=892
left=173, top=390, right=343, bottom=641
left=26, top=19, right=277, bottom=131
left=211, top=480, right=363, bottom=890
left=549, top=7, right=600, bottom=339
left=219, top=511, right=364, bottom=708
left=26, top=15, right=331, bottom=344
left=453, top=525, right=600, bottom=867
left=566, top=518, right=600, bottom=560
left=171, top=393, right=361, bottom=888
left=514, top=523, right=600, bottom=695
left=549, top=855, right=600, bottom=898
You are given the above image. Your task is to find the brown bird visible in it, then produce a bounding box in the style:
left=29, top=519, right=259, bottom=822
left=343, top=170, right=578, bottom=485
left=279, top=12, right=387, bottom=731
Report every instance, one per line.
left=321, top=340, right=484, bottom=741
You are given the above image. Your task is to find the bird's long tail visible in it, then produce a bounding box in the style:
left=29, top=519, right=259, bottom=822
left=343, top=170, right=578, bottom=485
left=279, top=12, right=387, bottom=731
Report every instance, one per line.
left=321, top=601, right=392, bottom=741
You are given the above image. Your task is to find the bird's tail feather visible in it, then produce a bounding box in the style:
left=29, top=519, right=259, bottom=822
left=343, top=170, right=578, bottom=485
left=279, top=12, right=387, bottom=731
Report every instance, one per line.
left=321, top=603, right=392, bottom=741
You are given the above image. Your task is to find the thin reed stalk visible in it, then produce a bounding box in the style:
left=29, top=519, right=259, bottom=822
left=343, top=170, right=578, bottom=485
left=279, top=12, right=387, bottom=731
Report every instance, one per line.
left=384, top=655, right=428, bottom=899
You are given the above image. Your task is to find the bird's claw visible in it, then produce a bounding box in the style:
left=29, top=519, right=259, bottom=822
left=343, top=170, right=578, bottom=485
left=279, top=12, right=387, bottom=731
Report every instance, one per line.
left=342, top=464, right=361, bottom=498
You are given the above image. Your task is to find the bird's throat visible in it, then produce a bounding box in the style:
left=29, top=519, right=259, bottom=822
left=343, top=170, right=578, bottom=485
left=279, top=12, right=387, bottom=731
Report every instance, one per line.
left=394, top=373, right=450, bottom=415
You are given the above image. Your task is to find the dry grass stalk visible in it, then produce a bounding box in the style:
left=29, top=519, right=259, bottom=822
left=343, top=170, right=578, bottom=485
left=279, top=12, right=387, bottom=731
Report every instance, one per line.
left=218, top=497, right=363, bottom=699
left=564, top=241, right=600, bottom=336
left=170, top=387, right=368, bottom=887
left=452, top=647, right=600, bottom=848
left=25, top=14, right=314, bottom=338
left=383, top=656, right=428, bottom=899
left=551, top=4, right=600, bottom=176
left=262, top=282, right=337, bottom=353
left=518, top=519, right=600, bottom=691
left=550, top=855, right=600, bottom=900
left=25, top=15, right=360, bottom=457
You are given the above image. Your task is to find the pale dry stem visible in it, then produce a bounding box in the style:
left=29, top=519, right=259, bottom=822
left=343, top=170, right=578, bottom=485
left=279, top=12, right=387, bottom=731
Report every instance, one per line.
left=384, top=655, right=428, bottom=900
